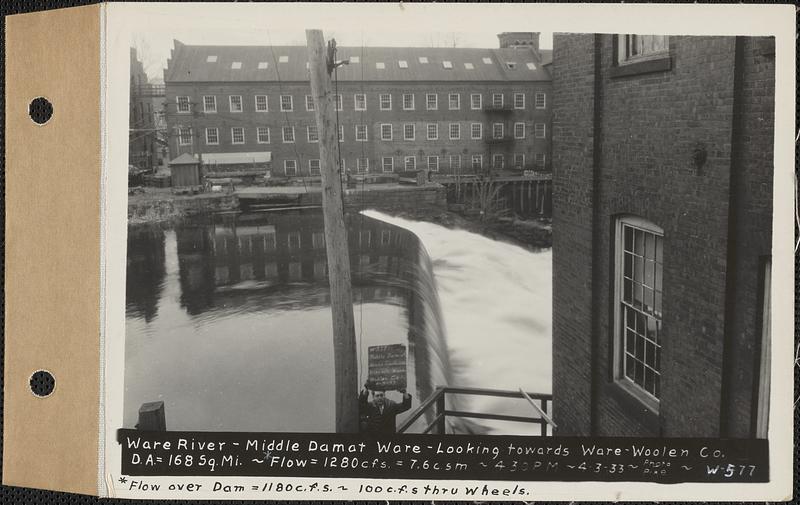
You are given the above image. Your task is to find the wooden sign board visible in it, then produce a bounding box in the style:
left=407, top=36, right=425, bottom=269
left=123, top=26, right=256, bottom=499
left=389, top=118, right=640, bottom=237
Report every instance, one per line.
left=366, top=344, right=407, bottom=390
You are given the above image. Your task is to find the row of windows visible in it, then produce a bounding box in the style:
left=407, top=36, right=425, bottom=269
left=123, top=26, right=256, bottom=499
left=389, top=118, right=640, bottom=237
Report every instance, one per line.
left=176, top=92, right=547, bottom=114
left=277, top=153, right=547, bottom=176
left=178, top=122, right=547, bottom=146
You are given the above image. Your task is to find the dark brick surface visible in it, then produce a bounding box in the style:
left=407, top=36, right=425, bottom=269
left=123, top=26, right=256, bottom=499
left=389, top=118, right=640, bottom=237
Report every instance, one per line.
left=551, top=35, right=775, bottom=438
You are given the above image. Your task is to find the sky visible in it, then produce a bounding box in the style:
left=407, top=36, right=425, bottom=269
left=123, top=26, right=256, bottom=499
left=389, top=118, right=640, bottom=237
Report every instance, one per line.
left=125, top=3, right=552, bottom=81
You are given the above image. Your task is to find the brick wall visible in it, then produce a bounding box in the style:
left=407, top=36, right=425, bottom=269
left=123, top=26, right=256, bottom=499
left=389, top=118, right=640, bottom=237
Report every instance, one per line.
left=552, top=35, right=774, bottom=438
left=164, top=81, right=551, bottom=176
left=551, top=34, right=596, bottom=436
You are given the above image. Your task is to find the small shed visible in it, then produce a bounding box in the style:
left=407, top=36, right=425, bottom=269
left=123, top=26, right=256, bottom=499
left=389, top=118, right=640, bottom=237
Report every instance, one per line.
left=168, top=153, right=201, bottom=187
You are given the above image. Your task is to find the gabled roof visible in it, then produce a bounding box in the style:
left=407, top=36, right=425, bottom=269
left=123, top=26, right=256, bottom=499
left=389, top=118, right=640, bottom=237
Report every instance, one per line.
left=169, top=153, right=198, bottom=165
left=165, top=40, right=551, bottom=84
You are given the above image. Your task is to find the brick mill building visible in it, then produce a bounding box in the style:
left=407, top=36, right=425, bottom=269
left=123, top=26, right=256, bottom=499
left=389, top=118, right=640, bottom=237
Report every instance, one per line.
left=161, top=33, right=551, bottom=180
left=551, top=35, right=775, bottom=438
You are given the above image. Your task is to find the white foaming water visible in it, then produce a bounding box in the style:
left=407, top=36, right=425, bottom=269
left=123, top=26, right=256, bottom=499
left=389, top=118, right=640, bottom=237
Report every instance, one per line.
left=363, top=210, right=552, bottom=435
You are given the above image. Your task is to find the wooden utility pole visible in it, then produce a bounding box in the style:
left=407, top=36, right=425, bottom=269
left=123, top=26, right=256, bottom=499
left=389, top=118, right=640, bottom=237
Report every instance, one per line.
left=306, top=29, right=359, bottom=433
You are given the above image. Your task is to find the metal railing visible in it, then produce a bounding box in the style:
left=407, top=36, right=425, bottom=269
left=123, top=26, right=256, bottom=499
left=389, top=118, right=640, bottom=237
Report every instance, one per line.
left=397, top=386, right=554, bottom=436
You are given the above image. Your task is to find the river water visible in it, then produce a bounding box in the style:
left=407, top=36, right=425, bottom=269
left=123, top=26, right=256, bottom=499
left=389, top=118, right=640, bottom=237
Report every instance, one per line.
left=124, top=210, right=551, bottom=435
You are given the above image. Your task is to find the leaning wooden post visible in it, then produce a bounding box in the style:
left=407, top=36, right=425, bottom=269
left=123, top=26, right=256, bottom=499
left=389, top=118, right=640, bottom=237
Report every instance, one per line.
left=306, top=29, right=359, bottom=434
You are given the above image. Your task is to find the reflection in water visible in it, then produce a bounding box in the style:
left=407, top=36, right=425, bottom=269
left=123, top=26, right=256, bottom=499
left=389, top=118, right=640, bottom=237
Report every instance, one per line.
left=124, top=211, right=449, bottom=432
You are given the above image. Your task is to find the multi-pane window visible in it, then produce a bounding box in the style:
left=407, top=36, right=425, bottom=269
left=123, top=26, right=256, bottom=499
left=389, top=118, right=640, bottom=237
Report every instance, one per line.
left=426, top=94, right=438, bottom=110
left=492, top=93, right=504, bottom=107
left=203, top=96, right=217, bottom=113
left=404, top=124, right=415, bottom=141
left=471, top=154, right=482, bottom=170
left=356, top=157, right=369, bottom=173
left=492, top=154, right=504, bottom=169
left=514, top=122, right=525, bottom=139
left=176, top=96, right=191, bottom=114
left=449, top=123, right=461, bottom=140
left=404, top=156, right=416, bottom=170
left=402, top=93, right=415, bottom=110
left=334, top=94, right=343, bottom=111
left=535, top=92, right=546, bottom=109
left=255, top=95, right=268, bottom=112
left=427, top=123, right=438, bottom=141
left=427, top=156, right=439, bottom=172
left=380, top=94, right=392, bottom=110
left=338, top=125, right=344, bottom=143
left=535, top=123, right=546, bottom=138
left=493, top=123, right=504, bottom=139
left=380, top=124, right=393, bottom=141
left=229, top=95, right=243, bottom=113
left=450, top=155, right=461, bottom=171
left=471, top=94, right=482, bottom=110
left=282, top=126, right=295, bottom=143
left=257, top=127, right=270, bottom=144
left=617, top=35, right=669, bottom=64
left=280, top=95, right=293, bottom=111
left=513, top=153, right=525, bottom=169
left=535, top=153, right=546, bottom=169
left=354, top=93, right=367, bottom=111
left=284, top=160, right=298, bottom=176
left=616, top=217, right=664, bottom=403
left=205, top=127, right=219, bottom=145
left=382, top=157, right=394, bottom=173
left=355, top=124, right=368, bottom=141
left=448, top=93, right=460, bottom=110
left=513, top=93, right=525, bottom=109
left=306, top=95, right=315, bottom=111
left=231, top=127, right=245, bottom=144
left=471, top=123, right=483, bottom=139
left=309, top=159, right=321, bottom=175
left=307, top=125, right=319, bottom=142
left=178, top=126, right=192, bottom=145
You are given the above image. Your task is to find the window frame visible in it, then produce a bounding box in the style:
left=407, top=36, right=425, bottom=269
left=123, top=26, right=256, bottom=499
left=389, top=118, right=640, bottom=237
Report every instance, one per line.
left=427, top=155, right=439, bottom=172
left=379, top=94, right=392, bottom=111
left=256, top=126, right=270, bottom=144
left=305, top=95, right=315, bottom=111
left=334, top=94, right=343, bottom=111
left=470, top=94, right=482, bottom=110
left=403, top=123, right=415, bottom=141
left=176, top=96, right=191, bottom=114
left=354, top=93, right=367, bottom=111
left=492, top=153, right=504, bottom=169
left=450, top=154, right=461, bottom=172
left=471, top=154, right=483, bottom=170
left=380, top=123, right=393, bottom=141
left=493, top=123, right=504, bottom=139
left=284, top=159, right=298, bottom=176
left=426, top=93, right=438, bottom=111
left=492, top=93, right=504, bottom=107
left=612, top=215, right=664, bottom=413
left=355, top=124, right=368, bottom=142
left=229, top=95, right=243, bottom=113
left=280, top=95, right=293, bottom=112
left=231, top=126, right=245, bottom=145
left=449, top=123, right=461, bottom=140
left=513, top=93, right=525, bottom=110
left=426, top=123, right=438, bottom=141
left=205, top=127, right=219, bottom=145
left=448, top=93, right=460, bottom=110
left=513, top=153, right=525, bottom=169
left=514, top=122, right=525, bottom=139
left=356, top=157, right=369, bottom=173
left=282, top=126, right=295, bottom=143
left=203, top=95, right=217, bottom=113
left=382, top=157, right=394, bottom=173
left=255, top=95, right=268, bottom=112
left=309, top=159, right=321, bottom=175
left=307, top=125, right=319, bottom=143
left=402, top=93, right=415, bottom=111
left=404, top=156, right=416, bottom=170
left=471, top=123, right=483, bottom=140
left=178, top=126, right=192, bottom=146
left=535, top=123, right=546, bottom=138
left=535, top=92, right=546, bottom=109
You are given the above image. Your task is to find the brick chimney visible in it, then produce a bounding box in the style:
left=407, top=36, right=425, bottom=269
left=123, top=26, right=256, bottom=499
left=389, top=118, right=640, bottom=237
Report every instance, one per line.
left=497, top=32, right=540, bottom=52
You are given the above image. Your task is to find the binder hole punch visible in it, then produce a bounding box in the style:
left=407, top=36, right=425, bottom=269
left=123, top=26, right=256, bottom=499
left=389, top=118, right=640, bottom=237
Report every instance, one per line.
left=29, top=370, right=55, bottom=398
left=28, top=96, right=53, bottom=125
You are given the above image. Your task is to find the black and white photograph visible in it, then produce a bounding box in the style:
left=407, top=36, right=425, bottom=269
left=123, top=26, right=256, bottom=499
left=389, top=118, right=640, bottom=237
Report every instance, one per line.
left=103, top=3, right=792, bottom=500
